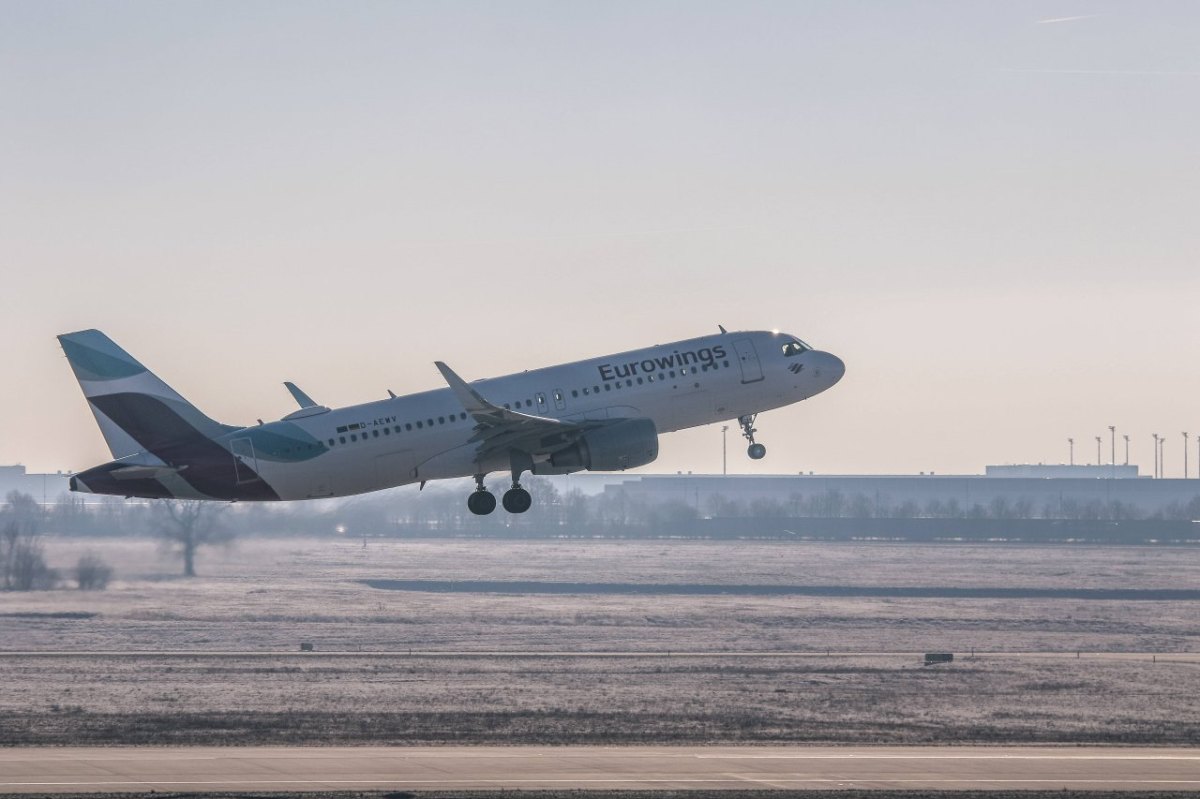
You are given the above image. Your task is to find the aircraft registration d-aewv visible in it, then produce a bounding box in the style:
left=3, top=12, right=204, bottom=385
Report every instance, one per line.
left=59, top=328, right=844, bottom=514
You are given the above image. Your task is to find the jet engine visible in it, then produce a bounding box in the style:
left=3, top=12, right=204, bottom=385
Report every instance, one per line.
left=543, top=418, right=659, bottom=472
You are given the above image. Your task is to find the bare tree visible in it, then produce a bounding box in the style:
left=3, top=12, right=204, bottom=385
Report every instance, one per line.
left=150, top=500, right=231, bottom=577
left=2, top=491, right=56, bottom=590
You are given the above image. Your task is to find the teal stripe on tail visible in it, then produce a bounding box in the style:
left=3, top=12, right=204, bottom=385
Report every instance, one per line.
left=58, top=329, right=235, bottom=459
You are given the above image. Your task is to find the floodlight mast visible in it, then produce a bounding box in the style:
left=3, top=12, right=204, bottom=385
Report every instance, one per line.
left=1184, top=432, right=1190, bottom=480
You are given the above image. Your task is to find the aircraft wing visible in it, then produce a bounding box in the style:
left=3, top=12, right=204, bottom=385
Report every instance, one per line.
left=434, top=361, right=599, bottom=459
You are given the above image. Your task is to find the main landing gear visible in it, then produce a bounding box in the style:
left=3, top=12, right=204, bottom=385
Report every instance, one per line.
left=466, top=460, right=533, bottom=516
left=739, top=413, right=767, bottom=460
left=502, top=485, right=532, bottom=514
left=467, top=475, right=497, bottom=516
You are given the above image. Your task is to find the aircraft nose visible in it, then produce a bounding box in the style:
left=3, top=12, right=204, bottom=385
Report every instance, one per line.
left=813, top=351, right=845, bottom=389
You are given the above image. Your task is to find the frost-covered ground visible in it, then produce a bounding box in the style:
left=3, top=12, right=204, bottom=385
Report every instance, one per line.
left=1, top=538, right=1198, bottom=744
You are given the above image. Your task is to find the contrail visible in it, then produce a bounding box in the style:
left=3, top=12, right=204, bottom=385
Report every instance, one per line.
left=1036, top=14, right=1099, bottom=24
left=999, top=68, right=1200, bottom=77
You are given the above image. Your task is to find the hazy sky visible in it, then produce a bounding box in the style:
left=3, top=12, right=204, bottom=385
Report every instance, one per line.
left=3, top=1, right=1198, bottom=478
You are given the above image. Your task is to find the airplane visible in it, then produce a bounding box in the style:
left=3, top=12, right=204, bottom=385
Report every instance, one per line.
left=58, top=328, right=845, bottom=514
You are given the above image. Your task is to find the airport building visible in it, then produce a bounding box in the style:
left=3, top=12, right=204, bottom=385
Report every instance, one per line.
left=598, top=465, right=1200, bottom=518
left=0, top=465, right=73, bottom=504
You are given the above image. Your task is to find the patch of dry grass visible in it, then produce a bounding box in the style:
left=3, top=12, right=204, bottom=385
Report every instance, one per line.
left=2, top=538, right=1199, bottom=745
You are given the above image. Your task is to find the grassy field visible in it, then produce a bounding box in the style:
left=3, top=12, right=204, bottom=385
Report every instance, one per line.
left=1, top=537, right=1199, bottom=745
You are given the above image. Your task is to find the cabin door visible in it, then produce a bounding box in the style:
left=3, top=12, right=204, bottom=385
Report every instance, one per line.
left=732, top=338, right=764, bottom=383
left=231, top=437, right=259, bottom=484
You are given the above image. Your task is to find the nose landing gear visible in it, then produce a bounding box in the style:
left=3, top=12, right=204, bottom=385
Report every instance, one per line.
left=739, top=414, right=767, bottom=460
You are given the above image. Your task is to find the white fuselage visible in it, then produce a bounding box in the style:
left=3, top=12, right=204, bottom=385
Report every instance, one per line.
left=228, top=330, right=843, bottom=500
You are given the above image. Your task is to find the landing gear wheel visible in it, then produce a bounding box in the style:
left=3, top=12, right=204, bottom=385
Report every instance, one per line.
left=502, top=487, right=532, bottom=514
left=467, top=489, right=496, bottom=516
left=738, top=413, right=766, bottom=460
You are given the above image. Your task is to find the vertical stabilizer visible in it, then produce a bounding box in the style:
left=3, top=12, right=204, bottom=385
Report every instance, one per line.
left=58, top=329, right=233, bottom=460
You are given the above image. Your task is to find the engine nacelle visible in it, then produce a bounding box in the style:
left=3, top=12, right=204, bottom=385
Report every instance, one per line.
left=544, top=418, right=659, bottom=472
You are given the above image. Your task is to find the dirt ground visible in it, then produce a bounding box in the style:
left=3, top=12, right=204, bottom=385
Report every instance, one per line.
left=1, top=538, right=1199, bottom=745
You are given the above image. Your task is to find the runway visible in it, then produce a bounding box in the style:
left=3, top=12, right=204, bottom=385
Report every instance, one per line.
left=3, top=649, right=1200, bottom=661
left=2, top=746, right=1199, bottom=792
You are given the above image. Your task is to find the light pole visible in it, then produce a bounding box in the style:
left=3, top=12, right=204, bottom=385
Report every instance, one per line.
left=1184, top=433, right=1190, bottom=480
left=1159, top=436, right=1166, bottom=479
left=1152, top=434, right=1160, bottom=478
left=1068, top=437, right=1074, bottom=466
left=1108, top=425, right=1116, bottom=478
left=1123, top=434, right=1130, bottom=466
left=721, top=425, right=728, bottom=476
left=1095, top=436, right=1101, bottom=466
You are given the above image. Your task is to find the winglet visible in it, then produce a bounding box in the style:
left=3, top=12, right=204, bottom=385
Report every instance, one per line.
left=284, top=381, right=318, bottom=409
left=435, top=361, right=568, bottom=432
left=434, top=361, right=493, bottom=415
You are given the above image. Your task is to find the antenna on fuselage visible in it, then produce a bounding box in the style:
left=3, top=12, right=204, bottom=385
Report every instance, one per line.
left=718, top=324, right=727, bottom=334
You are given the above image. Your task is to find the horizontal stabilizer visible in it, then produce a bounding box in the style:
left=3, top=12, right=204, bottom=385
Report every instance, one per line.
left=110, top=464, right=187, bottom=481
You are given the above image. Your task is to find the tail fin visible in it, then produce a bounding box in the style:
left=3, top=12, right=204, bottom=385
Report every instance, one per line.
left=58, top=329, right=234, bottom=460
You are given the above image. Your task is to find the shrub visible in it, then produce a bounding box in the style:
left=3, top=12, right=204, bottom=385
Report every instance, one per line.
left=75, top=553, right=113, bottom=590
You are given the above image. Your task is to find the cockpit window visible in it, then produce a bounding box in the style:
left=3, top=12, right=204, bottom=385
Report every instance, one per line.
left=781, top=339, right=810, bottom=357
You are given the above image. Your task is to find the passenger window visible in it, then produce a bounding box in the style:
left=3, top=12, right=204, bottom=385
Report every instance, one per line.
left=373, top=430, right=379, bottom=437
left=416, top=421, right=423, bottom=429
left=405, top=423, right=412, bottom=431
left=583, top=387, right=590, bottom=395
left=350, top=434, right=357, bottom=442
left=572, top=390, right=579, bottom=398
left=339, top=436, right=346, bottom=444
left=636, top=377, right=643, bottom=385
left=439, top=416, right=445, bottom=424
left=648, top=375, right=655, bottom=382
left=604, top=384, right=611, bottom=391
left=394, top=426, right=401, bottom=433
left=626, top=379, right=633, bottom=387
left=328, top=439, right=335, bottom=446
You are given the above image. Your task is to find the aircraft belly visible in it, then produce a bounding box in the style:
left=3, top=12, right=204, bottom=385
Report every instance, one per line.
left=415, top=442, right=480, bottom=482
left=375, top=449, right=419, bottom=490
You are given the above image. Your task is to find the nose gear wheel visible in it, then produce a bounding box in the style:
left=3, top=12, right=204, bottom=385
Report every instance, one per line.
left=739, top=414, right=767, bottom=460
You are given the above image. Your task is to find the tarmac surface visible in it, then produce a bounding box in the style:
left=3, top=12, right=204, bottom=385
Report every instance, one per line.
left=3, top=650, right=1200, bottom=661
left=362, top=578, right=1200, bottom=600
left=2, top=746, right=1200, bottom=792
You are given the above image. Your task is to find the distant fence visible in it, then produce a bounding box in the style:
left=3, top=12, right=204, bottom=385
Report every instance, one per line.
left=390, top=516, right=1200, bottom=544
